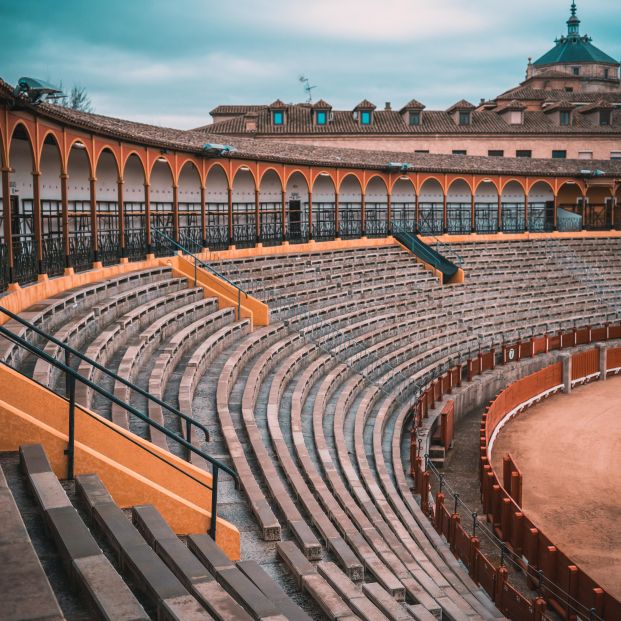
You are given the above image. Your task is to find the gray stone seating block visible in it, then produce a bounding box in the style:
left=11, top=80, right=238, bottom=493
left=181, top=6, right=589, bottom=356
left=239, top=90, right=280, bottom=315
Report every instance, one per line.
left=361, top=583, right=412, bottom=621
left=275, top=542, right=316, bottom=589
left=132, top=505, right=253, bottom=621
left=301, top=574, right=357, bottom=621
left=22, top=456, right=147, bottom=621
left=20, top=445, right=71, bottom=511
left=76, top=475, right=211, bottom=619
left=0, top=467, right=65, bottom=621
left=237, top=560, right=312, bottom=621
left=317, top=562, right=389, bottom=621
left=189, top=536, right=284, bottom=621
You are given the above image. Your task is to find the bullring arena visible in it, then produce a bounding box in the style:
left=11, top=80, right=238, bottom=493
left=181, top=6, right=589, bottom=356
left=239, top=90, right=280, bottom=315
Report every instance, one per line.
left=1, top=5, right=621, bottom=619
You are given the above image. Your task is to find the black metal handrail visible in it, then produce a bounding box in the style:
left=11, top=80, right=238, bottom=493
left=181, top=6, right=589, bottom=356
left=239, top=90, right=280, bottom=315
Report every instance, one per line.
left=0, top=304, right=211, bottom=447
left=152, top=228, right=250, bottom=319
left=0, top=321, right=238, bottom=540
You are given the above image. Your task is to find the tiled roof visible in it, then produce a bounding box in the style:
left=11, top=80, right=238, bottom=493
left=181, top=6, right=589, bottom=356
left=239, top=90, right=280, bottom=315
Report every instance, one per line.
left=446, top=99, right=475, bottom=113
left=399, top=99, right=426, bottom=112
left=496, top=100, right=526, bottom=112
left=354, top=99, right=376, bottom=110
left=543, top=101, right=574, bottom=112
left=312, top=99, right=332, bottom=109
left=2, top=78, right=621, bottom=178
left=534, top=36, right=619, bottom=66
left=203, top=102, right=621, bottom=135
left=496, top=86, right=621, bottom=103
left=269, top=99, right=287, bottom=109
left=577, top=100, right=615, bottom=113
left=209, top=104, right=265, bottom=115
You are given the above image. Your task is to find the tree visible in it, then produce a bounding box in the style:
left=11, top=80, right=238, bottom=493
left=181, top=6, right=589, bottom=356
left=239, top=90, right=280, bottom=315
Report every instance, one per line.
left=66, top=84, right=93, bottom=113
left=58, top=83, right=94, bottom=113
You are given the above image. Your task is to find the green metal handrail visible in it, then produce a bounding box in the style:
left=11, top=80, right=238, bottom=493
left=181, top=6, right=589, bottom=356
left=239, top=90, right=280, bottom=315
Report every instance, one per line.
left=152, top=227, right=249, bottom=320
left=0, top=318, right=238, bottom=540
left=0, top=305, right=212, bottom=447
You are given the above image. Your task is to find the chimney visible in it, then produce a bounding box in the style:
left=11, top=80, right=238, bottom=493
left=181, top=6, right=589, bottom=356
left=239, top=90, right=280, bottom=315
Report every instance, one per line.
left=385, top=102, right=392, bottom=111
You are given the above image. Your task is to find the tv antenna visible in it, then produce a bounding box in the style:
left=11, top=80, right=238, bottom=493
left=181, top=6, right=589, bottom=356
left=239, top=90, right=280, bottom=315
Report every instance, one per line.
left=299, top=75, right=317, bottom=103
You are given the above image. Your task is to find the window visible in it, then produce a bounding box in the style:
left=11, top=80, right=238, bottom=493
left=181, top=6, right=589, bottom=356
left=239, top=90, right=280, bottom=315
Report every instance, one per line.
left=600, top=110, right=611, bottom=126
left=560, top=110, right=571, bottom=126
left=409, top=111, right=421, bottom=126
left=452, top=149, right=467, bottom=155
left=360, top=110, right=372, bottom=125
left=414, top=150, right=429, bottom=154
left=604, top=68, right=610, bottom=79
left=578, top=151, right=593, bottom=160
left=273, top=110, right=284, bottom=125
left=316, top=110, right=327, bottom=125
left=565, top=87, right=574, bottom=92
left=458, top=111, right=471, bottom=125
left=516, top=150, right=532, bottom=158
left=552, top=150, right=567, bottom=159
left=488, top=150, right=504, bottom=157
left=611, top=151, right=621, bottom=160
left=572, top=66, right=580, bottom=76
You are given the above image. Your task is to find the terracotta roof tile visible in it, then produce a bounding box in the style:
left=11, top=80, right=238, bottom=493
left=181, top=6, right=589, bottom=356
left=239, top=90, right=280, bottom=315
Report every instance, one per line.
left=354, top=99, right=377, bottom=110
left=399, top=98, right=426, bottom=112
left=446, top=99, right=476, bottom=113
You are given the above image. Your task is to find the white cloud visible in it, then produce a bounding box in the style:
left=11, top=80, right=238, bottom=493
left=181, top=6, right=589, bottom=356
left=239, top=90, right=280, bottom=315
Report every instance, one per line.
left=243, top=0, right=495, bottom=41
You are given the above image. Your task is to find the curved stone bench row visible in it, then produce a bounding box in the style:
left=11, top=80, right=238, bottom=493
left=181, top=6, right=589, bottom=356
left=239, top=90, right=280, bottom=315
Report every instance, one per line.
left=0, top=267, right=172, bottom=369
left=215, top=324, right=288, bottom=541
left=109, top=297, right=220, bottom=427
left=76, top=287, right=203, bottom=382
left=33, top=277, right=191, bottom=389
left=147, top=307, right=236, bottom=449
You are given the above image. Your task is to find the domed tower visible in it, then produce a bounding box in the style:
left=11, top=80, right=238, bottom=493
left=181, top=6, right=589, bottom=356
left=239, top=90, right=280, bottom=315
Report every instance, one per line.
left=525, top=2, right=620, bottom=93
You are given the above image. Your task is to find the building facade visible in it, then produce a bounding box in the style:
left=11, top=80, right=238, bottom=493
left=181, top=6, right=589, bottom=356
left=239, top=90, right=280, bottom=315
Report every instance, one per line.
left=203, top=3, right=620, bottom=160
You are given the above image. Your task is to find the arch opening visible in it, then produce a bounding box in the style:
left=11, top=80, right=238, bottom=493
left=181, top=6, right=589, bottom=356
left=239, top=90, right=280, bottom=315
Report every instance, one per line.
left=418, top=178, right=444, bottom=235
left=205, top=165, right=229, bottom=250
left=67, top=143, right=94, bottom=271
left=231, top=167, right=256, bottom=248
left=39, top=134, right=64, bottom=276
left=501, top=181, right=526, bottom=233
left=339, top=175, right=362, bottom=239
left=311, top=174, right=336, bottom=241
left=447, top=179, right=472, bottom=235
left=391, top=177, right=416, bottom=233
left=365, top=177, right=388, bottom=238
left=584, top=184, right=615, bottom=231
left=285, top=172, right=309, bottom=243
left=474, top=181, right=499, bottom=234
left=6, top=124, right=37, bottom=285
left=178, top=162, right=202, bottom=252
left=123, top=153, right=148, bottom=260
left=150, top=158, right=174, bottom=257
left=96, top=148, right=121, bottom=265
left=528, top=181, right=555, bottom=232
left=259, top=169, right=283, bottom=246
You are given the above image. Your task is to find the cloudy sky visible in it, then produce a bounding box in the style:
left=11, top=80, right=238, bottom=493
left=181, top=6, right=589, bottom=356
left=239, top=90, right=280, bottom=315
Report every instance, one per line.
left=1, top=0, right=619, bottom=129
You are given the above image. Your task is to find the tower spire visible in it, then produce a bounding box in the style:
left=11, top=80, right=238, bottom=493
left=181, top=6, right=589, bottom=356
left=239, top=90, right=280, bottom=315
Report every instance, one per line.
left=567, top=1, right=580, bottom=37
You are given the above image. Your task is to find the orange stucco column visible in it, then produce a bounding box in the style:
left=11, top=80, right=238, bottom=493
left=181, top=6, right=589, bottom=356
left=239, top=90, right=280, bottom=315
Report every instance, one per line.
left=524, top=195, right=529, bottom=232
left=200, top=185, right=207, bottom=248
left=32, top=170, right=43, bottom=272
left=144, top=182, right=152, bottom=253
left=61, top=173, right=70, bottom=267
left=497, top=194, right=502, bottom=233
left=254, top=188, right=260, bottom=243
left=281, top=190, right=287, bottom=242
left=443, top=192, right=448, bottom=234
left=172, top=184, right=179, bottom=243
left=361, top=192, right=366, bottom=236
left=308, top=190, right=313, bottom=240
left=227, top=187, right=233, bottom=246
left=1, top=166, right=14, bottom=282
left=117, top=178, right=125, bottom=257
left=387, top=193, right=392, bottom=234
left=90, top=177, right=99, bottom=262
left=334, top=191, right=340, bottom=238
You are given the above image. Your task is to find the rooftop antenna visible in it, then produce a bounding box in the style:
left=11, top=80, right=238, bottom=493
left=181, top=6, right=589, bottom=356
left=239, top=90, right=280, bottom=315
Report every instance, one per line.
left=299, top=75, right=317, bottom=104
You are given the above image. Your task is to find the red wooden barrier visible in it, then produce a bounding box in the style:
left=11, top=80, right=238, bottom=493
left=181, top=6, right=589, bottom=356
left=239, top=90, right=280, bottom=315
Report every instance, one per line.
left=440, top=400, right=455, bottom=451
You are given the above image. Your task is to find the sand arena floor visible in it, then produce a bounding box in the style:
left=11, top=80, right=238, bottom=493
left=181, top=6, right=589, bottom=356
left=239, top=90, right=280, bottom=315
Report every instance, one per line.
left=492, top=375, right=621, bottom=600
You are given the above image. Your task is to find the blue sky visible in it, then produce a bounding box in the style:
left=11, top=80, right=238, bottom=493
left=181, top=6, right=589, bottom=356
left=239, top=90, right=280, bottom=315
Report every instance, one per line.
left=1, top=0, right=619, bottom=129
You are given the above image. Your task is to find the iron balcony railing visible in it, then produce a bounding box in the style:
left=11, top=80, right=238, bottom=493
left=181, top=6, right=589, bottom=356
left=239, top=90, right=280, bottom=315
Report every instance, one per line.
left=0, top=308, right=238, bottom=540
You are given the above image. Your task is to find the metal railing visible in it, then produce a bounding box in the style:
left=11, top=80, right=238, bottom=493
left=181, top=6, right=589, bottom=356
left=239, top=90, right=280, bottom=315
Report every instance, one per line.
left=0, top=310, right=238, bottom=540
left=151, top=227, right=249, bottom=320
left=423, top=458, right=604, bottom=621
